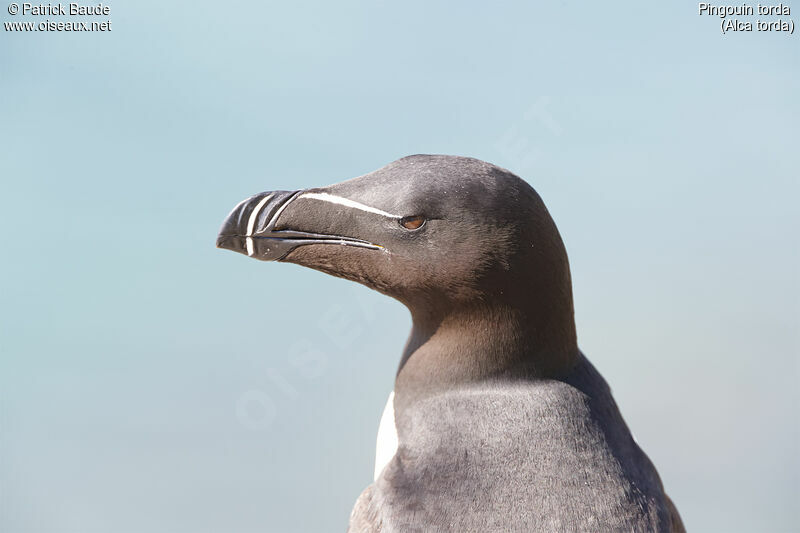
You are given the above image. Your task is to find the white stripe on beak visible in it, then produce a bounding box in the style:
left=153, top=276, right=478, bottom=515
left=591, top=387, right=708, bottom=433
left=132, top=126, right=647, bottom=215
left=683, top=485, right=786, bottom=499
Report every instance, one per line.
left=297, top=192, right=400, bottom=219
left=246, top=194, right=274, bottom=256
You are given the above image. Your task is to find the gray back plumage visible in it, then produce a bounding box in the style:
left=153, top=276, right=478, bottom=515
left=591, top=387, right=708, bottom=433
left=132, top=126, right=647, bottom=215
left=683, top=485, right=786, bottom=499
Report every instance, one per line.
left=350, top=355, right=684, bottom=532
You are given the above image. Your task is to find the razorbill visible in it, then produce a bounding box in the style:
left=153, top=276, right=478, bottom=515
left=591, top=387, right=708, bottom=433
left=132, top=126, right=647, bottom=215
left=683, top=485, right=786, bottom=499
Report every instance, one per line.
left=217, top=155, right=685, bottom=532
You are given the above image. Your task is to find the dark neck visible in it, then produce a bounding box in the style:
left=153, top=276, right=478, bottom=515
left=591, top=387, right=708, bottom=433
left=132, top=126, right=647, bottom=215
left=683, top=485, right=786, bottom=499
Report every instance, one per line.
left=395, top=296, right=578, bottom=404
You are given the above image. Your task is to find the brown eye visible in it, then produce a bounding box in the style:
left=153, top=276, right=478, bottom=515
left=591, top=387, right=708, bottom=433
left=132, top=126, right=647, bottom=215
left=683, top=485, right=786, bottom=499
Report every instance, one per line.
left=400, top=215, right=425, bottom=230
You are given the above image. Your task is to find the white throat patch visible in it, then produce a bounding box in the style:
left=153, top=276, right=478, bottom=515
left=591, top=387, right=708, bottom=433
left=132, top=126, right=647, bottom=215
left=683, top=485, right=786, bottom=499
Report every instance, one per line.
left=374, top=390, right=398, bottom=481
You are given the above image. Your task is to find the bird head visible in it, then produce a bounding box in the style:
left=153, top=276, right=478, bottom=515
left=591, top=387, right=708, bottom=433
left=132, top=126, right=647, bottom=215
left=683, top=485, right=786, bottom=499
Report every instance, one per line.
left=217, top=155, right=570, bottom=316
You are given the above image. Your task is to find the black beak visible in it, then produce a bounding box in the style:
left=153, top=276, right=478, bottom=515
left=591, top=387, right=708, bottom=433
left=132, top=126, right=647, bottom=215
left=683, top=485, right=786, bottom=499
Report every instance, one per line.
left=216, top=190, right=382, bottom=261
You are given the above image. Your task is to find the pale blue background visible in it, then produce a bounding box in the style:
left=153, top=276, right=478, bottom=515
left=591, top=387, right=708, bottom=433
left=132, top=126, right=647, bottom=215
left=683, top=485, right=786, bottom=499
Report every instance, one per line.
left=1, top=1, right=798, bottom=532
